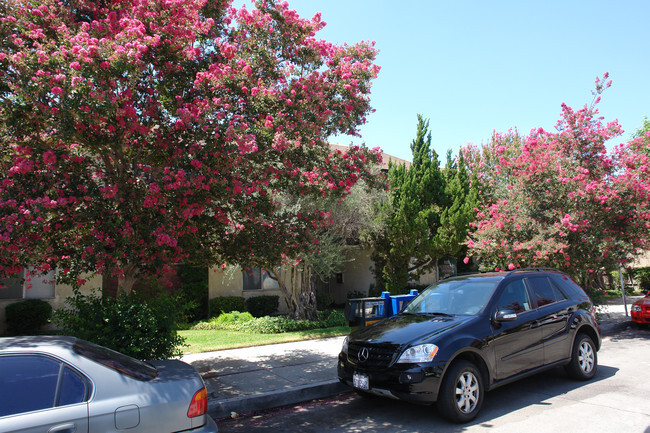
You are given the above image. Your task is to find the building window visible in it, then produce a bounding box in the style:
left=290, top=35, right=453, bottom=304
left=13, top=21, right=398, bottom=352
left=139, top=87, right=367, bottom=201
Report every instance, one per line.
left=336, top=273, right=344, bottom=284
left=242, top=268, right=262, bottom=291
left=242, top=268, right=280, bottom=291
left=0, top=268, right=55, bottom=300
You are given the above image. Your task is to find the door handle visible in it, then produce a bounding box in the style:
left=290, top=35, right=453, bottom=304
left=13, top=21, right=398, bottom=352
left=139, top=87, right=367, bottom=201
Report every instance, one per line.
left=48, top=423, right=76, bottom=433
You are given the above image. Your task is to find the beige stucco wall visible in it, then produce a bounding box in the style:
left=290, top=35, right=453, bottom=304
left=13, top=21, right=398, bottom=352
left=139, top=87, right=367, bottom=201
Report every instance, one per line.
left=0, top=273, right=102, bottom=335
left=207, top=247, right=442, bottom=310
left=328, top=246, right=375, bottom=304
left=208, top=248, right=376, bottom=312
left=208, top=266, right=289, bottom=314
left=633, top=251, right=650, bottom=268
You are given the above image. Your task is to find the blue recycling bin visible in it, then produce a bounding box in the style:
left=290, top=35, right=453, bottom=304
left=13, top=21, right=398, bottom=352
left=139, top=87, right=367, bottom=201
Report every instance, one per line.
left=387, top=289, right=419, bottom=316
left=345, top=290, right=419, bottom=328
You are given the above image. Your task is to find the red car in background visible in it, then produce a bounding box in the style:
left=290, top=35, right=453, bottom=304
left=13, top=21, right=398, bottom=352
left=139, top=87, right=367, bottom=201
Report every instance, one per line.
left=631, top=291, right=650, bottom=325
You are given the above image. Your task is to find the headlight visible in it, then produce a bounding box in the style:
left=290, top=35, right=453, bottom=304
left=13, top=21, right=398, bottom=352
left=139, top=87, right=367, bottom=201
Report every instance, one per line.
left=397, top=344, right=439, bottom=363
left=632, top=305, right=642, bottom=312
left=341, top=336, right=349, bottom=354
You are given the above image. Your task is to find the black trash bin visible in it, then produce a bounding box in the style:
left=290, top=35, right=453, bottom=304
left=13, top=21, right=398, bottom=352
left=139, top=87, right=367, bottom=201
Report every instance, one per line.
left=345, top=297, right=387, bottom=328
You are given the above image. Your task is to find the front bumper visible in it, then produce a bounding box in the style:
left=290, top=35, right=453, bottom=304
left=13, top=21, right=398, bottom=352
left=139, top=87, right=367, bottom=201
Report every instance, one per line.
left=631, top=309, right=650, bottom=324
left=337, top=353, right=443, bottom=404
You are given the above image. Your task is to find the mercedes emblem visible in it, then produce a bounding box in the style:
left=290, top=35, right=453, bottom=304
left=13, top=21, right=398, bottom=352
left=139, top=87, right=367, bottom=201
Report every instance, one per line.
left=358, top=347, right=369, bottom=363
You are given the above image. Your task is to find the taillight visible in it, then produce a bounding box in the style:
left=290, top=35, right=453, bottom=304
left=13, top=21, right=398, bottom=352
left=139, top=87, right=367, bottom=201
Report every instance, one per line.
left=187, top=387, right=208, bottom=418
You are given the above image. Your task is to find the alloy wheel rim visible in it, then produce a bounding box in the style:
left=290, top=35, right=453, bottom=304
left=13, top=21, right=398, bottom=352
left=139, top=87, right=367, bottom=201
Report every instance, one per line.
left=455, top=371, right=479, bottom=414
left=578, top=341, right=594, bottom=374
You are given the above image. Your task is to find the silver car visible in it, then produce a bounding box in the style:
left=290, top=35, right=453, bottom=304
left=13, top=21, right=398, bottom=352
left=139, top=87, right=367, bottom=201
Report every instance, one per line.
left=0, top=336, right=218, bottom=433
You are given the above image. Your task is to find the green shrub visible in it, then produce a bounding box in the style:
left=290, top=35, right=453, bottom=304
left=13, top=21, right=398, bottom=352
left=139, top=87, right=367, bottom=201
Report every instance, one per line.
left=633, top=267, right=650, bottom=292
left=5, top=299, right=52, bottom=335
left=190, top=309, right=346, bottom=334
left=215, top=310, right=254, bottom=325
left=209, top=296, right=245, bottom=317
left=53, top=292, right=185, bottom=360
left=610, top=270, right=635, bottom=295
left=178, top=266, right=209, bottom=322
left=316, top=291, right=334, bottom=310
left=191, top=311, right=254, bottom=330
left=245, top=295, right=279, bottom=318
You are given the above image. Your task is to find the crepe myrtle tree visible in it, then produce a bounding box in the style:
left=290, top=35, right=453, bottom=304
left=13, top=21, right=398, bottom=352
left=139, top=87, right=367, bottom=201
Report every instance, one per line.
left=464, top=74, right=650, bottom=293
left=0, top=0, right=382, bottom=294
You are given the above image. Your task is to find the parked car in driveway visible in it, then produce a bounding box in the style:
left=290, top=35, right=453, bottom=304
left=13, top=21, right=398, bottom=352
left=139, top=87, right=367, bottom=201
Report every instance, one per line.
left=0, top=336, right=218, bottom=433
left=338, top=269, right=601, bottom=423
left=631, top=291, right=650, bottom=325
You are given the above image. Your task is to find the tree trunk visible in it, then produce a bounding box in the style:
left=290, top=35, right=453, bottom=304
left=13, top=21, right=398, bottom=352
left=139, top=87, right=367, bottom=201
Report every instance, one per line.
left=270, top=266, right=318, bottom=321
left=117, top=263, right=139, bottom=294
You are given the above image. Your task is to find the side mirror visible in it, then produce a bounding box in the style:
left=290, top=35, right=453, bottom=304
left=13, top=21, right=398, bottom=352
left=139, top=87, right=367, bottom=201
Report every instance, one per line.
left=495, top=309, right=518, bottom=322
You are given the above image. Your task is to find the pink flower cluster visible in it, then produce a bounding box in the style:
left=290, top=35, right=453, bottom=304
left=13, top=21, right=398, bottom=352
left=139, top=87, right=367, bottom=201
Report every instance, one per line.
left=463, top=74, right=650, bottom=286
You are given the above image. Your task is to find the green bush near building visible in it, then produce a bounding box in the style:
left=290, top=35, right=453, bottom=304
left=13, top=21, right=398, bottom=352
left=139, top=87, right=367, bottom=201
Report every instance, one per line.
left=245, top=295, right=279, bottom=317
left=208, top=296, right=246, bottom=317
left=53, top=292, right=185, bottom=360
left=191, top=309, right=345, bottom=334
left=5, top=299, right=52, bottom=335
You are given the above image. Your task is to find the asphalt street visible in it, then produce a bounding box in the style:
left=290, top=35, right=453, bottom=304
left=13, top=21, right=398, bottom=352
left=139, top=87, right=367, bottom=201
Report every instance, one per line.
left=216, top=327, right=650, bottom=433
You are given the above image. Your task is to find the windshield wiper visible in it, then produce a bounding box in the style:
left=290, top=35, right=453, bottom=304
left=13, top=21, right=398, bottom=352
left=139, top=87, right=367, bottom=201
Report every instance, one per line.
left=404, top=312, right=454, bottom=317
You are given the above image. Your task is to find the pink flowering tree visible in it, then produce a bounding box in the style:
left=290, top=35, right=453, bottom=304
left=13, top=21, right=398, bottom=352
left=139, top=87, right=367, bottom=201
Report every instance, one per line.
left=464, top=74, right=650, bottom=293
left=0, top=0, right=381, bottom=300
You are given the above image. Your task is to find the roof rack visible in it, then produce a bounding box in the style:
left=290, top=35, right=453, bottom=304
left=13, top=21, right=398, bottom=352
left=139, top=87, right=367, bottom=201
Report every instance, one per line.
left=440, top=270, right=496, bottom=280
left=505, top=268, right=565, bottom=277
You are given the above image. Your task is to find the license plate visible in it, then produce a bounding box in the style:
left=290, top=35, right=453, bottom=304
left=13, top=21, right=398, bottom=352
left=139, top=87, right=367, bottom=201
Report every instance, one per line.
left=353, top=373, right=369, bottom=390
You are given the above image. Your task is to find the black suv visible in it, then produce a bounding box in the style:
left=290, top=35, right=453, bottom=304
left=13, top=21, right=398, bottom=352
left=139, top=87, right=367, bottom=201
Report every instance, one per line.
left=337, top=269, right=601, bottom=423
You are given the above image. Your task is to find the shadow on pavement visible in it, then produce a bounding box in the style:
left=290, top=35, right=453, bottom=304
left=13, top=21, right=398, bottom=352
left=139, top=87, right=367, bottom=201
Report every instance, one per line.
left=604, top=324, right=650, bottom=342
left=218, top=365, right=619, bottom=433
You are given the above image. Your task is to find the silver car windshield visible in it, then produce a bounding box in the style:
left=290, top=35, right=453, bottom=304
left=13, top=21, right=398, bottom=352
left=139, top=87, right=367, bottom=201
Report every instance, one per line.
left=402, top=279, right=500, bottom=316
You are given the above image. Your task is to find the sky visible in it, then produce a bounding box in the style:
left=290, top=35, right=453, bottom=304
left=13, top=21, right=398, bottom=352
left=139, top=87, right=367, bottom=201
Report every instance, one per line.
left=257, top=0, right=650, bottom=162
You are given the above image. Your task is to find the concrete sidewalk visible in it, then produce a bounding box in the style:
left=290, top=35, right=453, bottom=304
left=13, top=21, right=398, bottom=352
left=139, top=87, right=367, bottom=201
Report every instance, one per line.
left=181, top=296, right=640, bottom=420
left=182, top=336, right=348, bottom=419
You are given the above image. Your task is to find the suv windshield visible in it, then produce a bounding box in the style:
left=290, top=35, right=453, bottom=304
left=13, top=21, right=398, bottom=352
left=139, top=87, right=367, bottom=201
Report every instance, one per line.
left=403, top=278, right=501, bottom=316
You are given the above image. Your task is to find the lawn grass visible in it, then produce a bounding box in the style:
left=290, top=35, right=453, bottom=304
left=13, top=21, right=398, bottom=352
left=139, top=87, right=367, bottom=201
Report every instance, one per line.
left=179, top=326, right=351, bottom=353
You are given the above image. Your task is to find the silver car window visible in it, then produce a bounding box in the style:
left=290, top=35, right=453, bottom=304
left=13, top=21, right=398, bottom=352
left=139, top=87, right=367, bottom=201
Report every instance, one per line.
left=0, top=355, right=59, bottom=417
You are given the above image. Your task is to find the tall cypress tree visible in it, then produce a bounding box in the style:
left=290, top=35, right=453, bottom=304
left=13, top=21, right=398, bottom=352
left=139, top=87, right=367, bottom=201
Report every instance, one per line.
left=374, top=115, right=447, bottom=292
left=434, top=150, right=479, bottom=266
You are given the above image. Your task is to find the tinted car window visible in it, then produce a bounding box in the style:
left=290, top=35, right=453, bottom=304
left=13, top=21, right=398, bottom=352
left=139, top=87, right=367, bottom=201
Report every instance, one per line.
left=0, top=355, right=59, bottom=417
left=58, top=367, right=86, bottom=406
left=527, top=277, right=557, bottom=307
left=550, top=274, right=589, bottom=300
left=550, top=280, right=568, bottom=301
left=496, top=279, right=531, bottom=313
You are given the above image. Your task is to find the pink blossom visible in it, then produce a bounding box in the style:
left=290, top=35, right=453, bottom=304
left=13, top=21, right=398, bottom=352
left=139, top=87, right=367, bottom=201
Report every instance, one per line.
left=42, top=150, right=57, bottom=166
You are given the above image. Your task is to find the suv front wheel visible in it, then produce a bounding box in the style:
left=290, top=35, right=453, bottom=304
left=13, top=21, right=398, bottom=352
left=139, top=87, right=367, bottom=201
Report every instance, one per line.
left=565, top=333, right=597, bottom=380
left=437, top=360, right=484, bottom=423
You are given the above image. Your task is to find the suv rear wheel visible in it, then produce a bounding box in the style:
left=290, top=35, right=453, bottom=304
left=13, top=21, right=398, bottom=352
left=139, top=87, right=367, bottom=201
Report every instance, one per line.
left=565, top=333, right=597, bottom=380
left=437, top=360, right=484, bottom=423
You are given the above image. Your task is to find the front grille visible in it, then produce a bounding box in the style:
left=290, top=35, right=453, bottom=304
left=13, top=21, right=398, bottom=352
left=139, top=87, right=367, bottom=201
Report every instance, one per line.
left=348, top=342, right=400, bottom=368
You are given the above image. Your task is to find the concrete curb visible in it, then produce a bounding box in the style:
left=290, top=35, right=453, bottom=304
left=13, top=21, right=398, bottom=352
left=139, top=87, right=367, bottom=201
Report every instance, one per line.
left=600, top=318, right=634, bottom=336
left=208, top=379, right=348, bottom=419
